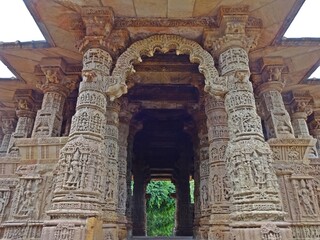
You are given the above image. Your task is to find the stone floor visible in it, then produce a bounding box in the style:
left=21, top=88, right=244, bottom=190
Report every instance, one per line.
left=131, top=237, right=194, bottom=240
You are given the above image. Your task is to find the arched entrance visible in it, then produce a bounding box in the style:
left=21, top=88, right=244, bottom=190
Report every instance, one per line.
left=106, top=34, right=226, bottom=101
left=109, top=34, right=221, bottom=237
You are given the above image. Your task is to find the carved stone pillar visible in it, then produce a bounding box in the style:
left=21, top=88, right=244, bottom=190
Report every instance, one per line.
left=132, top=161, right=148, bottom=236
left=103, top=97, right=121, bottom=223
left=203, top=6, right=292, bottom=239
left=193, top=148, right=201, bottom=238
left=32, top=58, right=78, bottom=138
left=204, top=95, right=231, bottom=239
left=286, top=91, right=312, bottom=138
left=0, top=113, right=17, bottom=153
left=41, top=47, right=112, bottom=239
left=117, top=100, right=131, bottom=238
left=222, top=47, right=291, bottom=238
left=254, top=59, right=294, bottom=139
left=193, top=106, right=210, bottom=239
left=41, top=37, right=115, bottom=240
left=174, top=149, right=193, bottom=236
left=7, top=89, right=39, bottom=155
left=126, top=119, right=142, bottom=237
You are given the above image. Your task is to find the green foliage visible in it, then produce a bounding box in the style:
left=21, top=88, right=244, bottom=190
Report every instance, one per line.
left=146, top=181, right=175, bottom=236
left=190, top=179, right=194, bottom=203
left=145, top=180, right=195, bottom=236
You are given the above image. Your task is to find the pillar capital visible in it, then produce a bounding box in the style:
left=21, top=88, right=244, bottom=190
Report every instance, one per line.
left=286, top=91, right=313, bottom=118
left=203, top=6, right=262, bottom=56
left=13, top=89, right=41, bottom=118
left=254, top=57, right=288, bottom=94
left=77, top=6, right=114, bottom=51
left=309, top=110, right=320, bottom=131
left=285, top=91, right=313, bottom=138
left=37, top=58, right=80, bottom=96
left=1, top=112, right=17, bottom=135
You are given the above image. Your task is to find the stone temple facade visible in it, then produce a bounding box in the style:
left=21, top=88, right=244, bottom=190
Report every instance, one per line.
left=0, top=0, right=319, bottom=239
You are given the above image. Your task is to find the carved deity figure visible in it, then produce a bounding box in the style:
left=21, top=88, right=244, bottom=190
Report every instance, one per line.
left=212, top=175, right=222, bottom=203
left=17, top=181, right=35, bottom=216
left=66, top=149, right=82, bottom=188
left=17, top=99, right=29, bottom=110
left=44, top=69, right=60, bottom=84
left=268, top=67, right=283, bottom=82
left=298, top=180, right=315, bottom=215
left=105, top=169, right=115, bottom=200
left=200, top=183, right=209, bottom=209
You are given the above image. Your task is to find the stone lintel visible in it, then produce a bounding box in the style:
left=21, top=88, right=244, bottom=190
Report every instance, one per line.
left=40, top=57, right=67, bottom=73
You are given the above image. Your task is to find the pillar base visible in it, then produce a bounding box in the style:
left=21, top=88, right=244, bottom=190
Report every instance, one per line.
left=41, top=218, right=104, bottom=240
left=229, top=222, right=292, bottom=240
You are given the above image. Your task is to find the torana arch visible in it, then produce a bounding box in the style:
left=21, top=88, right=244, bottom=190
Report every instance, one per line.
left=106, top=34, right=227, bottom=100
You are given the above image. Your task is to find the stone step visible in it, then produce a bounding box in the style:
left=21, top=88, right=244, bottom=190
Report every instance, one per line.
left=131, top=237, right=194, bottom=240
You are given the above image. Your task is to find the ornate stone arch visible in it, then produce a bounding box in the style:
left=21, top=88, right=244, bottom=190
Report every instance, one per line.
left=106, top=34, right=226, bottom=100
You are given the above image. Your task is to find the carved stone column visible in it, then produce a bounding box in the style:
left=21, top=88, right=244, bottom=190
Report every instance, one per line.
left=203, top=6, right=292, bottom=239
left=286, top=91, right=312, bottom=138
left=204, top=95, right=231, bottom=239
left=124, top=114, right=141, bottom=238
left=41, top=10, right=116, bottom=240
left=32, top=58, right=78, bottom=138
left=41, top=48, right=112, bottom=239
left=222, top=48, right=291, bottom=238
left=103, top=97, right=121, bottom=226
left=173, top=148, right=193, bottom=236
left=132, top=160, right=148, bottom=236
left=193, top=106, right=210, bottom=239
left=254, top=59, right=294, bottom=139
left=117, top=99, right=131, bottom=238
left=7, top=89, right=39, bottom=155
left=0, top=113, right=17, bottom=153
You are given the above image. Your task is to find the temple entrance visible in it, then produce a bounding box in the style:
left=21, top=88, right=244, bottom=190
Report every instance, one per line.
left=112, top=34, right=221, bottom=239
left=131, top=109, right=195, bottom=237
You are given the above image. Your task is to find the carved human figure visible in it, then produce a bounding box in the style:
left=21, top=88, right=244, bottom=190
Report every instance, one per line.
left=212, top=175, right=222, bottom=203
left=44, top=69, right=60, bottom=84
left=17, top=181, right=34, bottom=216
left=252, top=152, right=266, bottom=189
left=66, top=149, right=81, bottom=188
left=201, top=183, right=209, bottom=209
left=17, top=99, right=29, bottom=110
left=106, top=169, right=115, bottom=199
left=298, top=180, right=315, bottom=215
